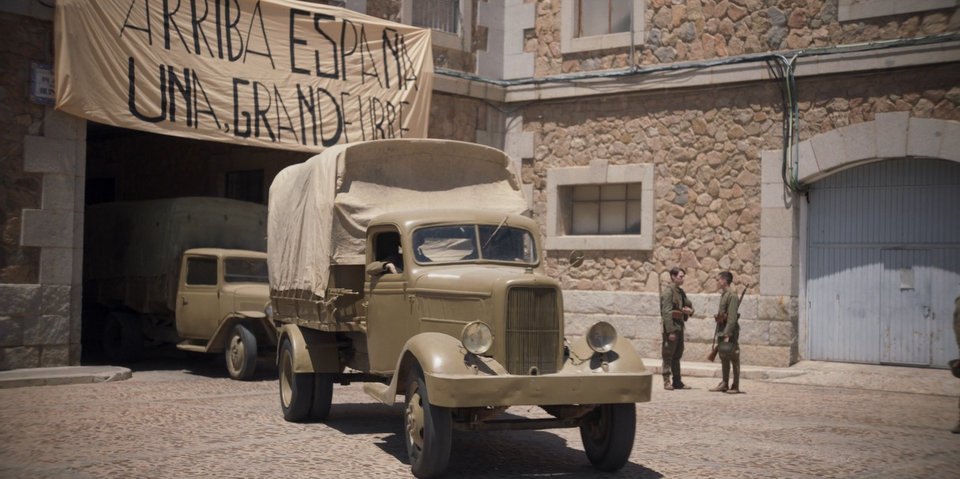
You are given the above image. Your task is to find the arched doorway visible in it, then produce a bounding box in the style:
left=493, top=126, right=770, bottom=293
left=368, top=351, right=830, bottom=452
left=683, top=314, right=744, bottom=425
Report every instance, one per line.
left=805, top=158, right=960, bottom=367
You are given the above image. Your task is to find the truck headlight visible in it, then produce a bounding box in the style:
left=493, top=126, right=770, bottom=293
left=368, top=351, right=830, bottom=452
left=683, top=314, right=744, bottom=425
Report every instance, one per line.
left=264, top=303, right=274, bottom=319
left=586, top=321, right=617, bottom=353
left=461, top=321, right=494, bottom=355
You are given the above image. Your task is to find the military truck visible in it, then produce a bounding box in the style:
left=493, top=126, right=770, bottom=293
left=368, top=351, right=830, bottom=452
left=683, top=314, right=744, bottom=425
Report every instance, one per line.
left=268, top=139, right=653, bottom=478
left=84, top=197, right=275, bottom=380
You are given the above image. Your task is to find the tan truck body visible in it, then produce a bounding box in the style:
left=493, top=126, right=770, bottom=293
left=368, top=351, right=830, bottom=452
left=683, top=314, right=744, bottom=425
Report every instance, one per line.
left=84, top=198, right=274, bottom=379
left=268, top=139, right=652, bottom=478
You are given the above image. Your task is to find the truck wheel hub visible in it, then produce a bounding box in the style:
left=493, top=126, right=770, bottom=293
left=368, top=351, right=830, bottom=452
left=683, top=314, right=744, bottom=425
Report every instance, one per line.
left=406, top=390, right=425, bottom=452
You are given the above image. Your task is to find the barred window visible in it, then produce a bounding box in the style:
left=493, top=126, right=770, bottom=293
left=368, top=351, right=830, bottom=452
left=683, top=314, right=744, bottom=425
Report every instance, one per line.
left=412, top=0, right=460, bottom=34
left=575, top=0, right=632, bottom=38
left=569, top=183, right=642, bottom=235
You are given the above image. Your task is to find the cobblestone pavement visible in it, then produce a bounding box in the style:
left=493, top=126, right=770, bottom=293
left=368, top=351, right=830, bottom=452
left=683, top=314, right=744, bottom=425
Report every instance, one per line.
left=0, top=356, right=957, bottom=479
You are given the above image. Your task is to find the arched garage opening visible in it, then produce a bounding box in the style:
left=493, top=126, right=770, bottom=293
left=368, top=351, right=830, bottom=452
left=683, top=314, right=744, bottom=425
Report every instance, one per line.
left=805, top=158, right=960, bottom=367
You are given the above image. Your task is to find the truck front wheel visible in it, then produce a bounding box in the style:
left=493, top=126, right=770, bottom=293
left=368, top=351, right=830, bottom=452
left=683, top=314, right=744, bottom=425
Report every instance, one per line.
left=579, top=403, right=636, bottom=472
left=279, top=336, right=314, bottom=422
left=102, top=311, right=143, bottom=363
left=404, top=366, right=452, bottom=479
left=225, top=324, right=258, bottom=380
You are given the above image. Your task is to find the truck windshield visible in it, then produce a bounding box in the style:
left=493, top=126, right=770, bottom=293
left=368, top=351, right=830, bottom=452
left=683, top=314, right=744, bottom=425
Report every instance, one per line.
left=224, top=258, right=269, bottom=283
left=412, top=225, right=537, bottom=265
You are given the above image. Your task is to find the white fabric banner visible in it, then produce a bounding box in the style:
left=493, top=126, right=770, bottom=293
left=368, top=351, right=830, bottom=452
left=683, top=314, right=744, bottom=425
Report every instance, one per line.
left=54, top=0, right=433, bottom=152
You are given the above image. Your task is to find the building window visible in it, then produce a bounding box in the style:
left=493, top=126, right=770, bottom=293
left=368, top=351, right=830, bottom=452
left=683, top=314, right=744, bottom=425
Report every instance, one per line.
left=412, top=0, right=460, bottom=34
left=568, top=183, right=643, bottom=235
left=402, top=0, right=471, bottom=51
left=575, top=0, right=632, bottom=37
left=546, top=161, right=654, bottom=251
left=225, top=169, right=264, bottom=204
left=561, top=0, right=644, bottom=54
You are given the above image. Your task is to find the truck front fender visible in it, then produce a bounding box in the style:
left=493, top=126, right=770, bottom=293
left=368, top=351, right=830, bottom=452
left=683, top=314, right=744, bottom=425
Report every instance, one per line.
left=364, top=332, right=469, bottom=406
left=206, top=312, right=276, bottom=352
left=567, top=333, right=649, bottom=374
left=276, top=324, right=340, bottom=374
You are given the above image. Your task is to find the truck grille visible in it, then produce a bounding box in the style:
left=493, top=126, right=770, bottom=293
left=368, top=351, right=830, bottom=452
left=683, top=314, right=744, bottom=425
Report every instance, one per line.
left=505, top=287, right=560, bottom=375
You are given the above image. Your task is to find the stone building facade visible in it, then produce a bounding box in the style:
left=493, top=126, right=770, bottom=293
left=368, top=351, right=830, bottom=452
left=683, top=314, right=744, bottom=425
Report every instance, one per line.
left=1, top=0, right=958, bottom=369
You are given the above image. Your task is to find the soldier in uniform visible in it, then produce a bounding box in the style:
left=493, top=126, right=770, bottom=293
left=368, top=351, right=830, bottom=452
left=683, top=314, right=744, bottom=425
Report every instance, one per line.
left=710, top=271, right=742, bottom=394
left=660, top=267, right=694, bottom=390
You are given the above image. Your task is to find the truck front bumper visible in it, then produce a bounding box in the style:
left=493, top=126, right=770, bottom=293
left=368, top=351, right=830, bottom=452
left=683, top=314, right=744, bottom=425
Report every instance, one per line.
left=424, top=369, right=653, bottom=408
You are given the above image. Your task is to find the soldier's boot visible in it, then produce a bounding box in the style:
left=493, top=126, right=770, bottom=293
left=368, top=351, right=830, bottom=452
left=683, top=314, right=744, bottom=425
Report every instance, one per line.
left=709, top=381, right=728, bottom=392
left=726, top=359, right=741, bottom=394
left=663, top=376, right=673, bottom=390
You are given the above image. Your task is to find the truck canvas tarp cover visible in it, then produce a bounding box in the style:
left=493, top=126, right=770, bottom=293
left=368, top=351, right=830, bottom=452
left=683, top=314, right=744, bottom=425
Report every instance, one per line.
left=85, top=197, right=267, bottom=313
left=268, top=139, right=527, bottom=297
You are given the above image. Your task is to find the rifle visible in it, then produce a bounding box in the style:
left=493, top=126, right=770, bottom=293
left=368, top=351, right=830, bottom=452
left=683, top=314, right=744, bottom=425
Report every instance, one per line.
left=707, top=287, right=746, bottom=362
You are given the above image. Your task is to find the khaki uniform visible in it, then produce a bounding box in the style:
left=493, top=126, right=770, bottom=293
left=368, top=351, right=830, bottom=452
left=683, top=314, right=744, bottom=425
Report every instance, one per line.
left=660, top=284, right=693, bottom=388
left=717, top=289, right=741, bottom=390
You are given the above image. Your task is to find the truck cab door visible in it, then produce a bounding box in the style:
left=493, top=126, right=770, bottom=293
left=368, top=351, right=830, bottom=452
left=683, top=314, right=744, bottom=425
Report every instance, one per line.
left=176, top=254, right=221, bottom=340
left=364, top=228, right=412, bottom=374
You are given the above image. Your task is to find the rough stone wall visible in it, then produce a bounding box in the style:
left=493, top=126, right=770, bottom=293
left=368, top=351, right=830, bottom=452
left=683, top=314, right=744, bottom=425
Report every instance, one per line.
left=527, top=85, right=777, bottom=295
left=0, top=12, right=49, bottom=284
left=366, top=0, right=400, bottom=22
left=518, top=64, right=959, bottom=366
left=531, top=0, right=960, bottom=75
left=428, top=92, right=485, bottom=141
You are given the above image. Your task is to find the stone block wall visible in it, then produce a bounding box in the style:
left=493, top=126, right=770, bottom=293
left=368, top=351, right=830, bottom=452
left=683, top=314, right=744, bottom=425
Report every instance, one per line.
left=564, top=290, right=797, bottom=366
left=530, top=0, right=960, bottom=75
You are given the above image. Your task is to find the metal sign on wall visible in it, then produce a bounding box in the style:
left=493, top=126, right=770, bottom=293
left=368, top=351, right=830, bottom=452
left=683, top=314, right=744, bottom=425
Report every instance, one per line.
left=54, top=0, right=434, bottom=152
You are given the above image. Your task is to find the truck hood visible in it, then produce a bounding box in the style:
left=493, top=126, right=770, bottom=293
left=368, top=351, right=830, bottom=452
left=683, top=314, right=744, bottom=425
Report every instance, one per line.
left=222, top=283, right=271, bottom=312
left=411, top=265, right=559, bottom=294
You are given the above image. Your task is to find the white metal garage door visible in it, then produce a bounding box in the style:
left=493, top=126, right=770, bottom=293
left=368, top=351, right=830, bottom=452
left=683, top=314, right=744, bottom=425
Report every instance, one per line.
left=806, top=158, right=960, bottom=367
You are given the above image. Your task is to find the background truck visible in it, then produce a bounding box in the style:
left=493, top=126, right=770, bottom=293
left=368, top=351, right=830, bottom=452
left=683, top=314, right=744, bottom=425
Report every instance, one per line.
left=268, top=139, right=653, bottom=478
left=84, top=197, right=275, bottom=380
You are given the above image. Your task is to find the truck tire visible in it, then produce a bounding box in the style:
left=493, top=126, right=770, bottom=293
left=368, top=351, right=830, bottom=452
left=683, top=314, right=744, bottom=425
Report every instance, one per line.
left=404, top=365, right=452, bottom=479
left=225, top=324, right=258, bottom=380
left=579, top=403, right=636, bottom=472
left=279, top=336, right=314, bottom=422
left=310, top=373, right=334, bottom=421
left=102, top=311, right=143, bottom=363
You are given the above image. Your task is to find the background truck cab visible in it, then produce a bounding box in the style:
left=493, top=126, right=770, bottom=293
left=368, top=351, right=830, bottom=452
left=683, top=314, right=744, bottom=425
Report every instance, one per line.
left=84, top=198, right=275, bottom=380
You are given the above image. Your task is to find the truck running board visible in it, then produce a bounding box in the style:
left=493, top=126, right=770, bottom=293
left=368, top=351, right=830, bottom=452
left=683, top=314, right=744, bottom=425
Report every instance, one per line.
left=362, top=382, right=397, bottom=405
left=453, top=416, right=582, bottom=432
left=176, top=341, right=208, bottom=353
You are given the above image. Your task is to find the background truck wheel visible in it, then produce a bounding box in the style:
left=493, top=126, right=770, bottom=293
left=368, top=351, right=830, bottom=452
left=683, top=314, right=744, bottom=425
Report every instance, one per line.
left=310, top=373, right=334, bottom=420
left=579, top=403, right=636, bottom=472
left=102, top=311, right=143, bottom=363
left=404, top=365, right=452, bottom=479
left=279, top=337, right=314, bottom=422
left=225, top=324, right=258, bottom=380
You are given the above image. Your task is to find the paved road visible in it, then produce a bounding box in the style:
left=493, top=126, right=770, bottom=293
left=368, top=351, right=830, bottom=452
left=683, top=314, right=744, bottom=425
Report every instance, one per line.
left=0, top=355, right=957, bottom=478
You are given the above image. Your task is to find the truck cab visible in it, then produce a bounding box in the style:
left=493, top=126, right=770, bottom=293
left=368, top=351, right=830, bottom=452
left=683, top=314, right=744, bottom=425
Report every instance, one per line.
left=173, top=248, right=275, bottom=380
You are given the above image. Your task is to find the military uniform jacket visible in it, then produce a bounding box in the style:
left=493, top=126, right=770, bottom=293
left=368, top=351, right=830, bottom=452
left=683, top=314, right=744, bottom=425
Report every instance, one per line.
left=660, top=285, right=692, bottom=334
left=718, top=289, right=740, bottom=343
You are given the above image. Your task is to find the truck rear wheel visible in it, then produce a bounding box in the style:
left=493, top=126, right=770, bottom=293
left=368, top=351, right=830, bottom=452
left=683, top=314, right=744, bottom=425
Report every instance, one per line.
left=102, top=311, right=143, bottom=363
left=310, top=373, right=334, bottom=421
left=279, top=336, right=314, bottom=422
left=579, top=403, right=636, bottom=472
left=404, top=366, right=452, bottom=479
left=225, top=324, right=258, bottom=380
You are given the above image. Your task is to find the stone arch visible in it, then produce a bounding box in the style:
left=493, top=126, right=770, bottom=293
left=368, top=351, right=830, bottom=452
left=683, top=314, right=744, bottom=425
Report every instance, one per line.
left=796, top=112, right=960, bottom=184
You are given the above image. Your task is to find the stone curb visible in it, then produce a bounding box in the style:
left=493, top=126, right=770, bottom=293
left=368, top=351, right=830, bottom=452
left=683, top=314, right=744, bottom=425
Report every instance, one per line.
left=0, top=366, right=132, bottom=389
left=642, top=358, right=802, bottom=381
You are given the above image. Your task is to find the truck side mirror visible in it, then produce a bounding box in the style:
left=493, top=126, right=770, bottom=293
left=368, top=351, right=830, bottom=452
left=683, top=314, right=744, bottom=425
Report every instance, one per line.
left=568, top=250, right=585, bottom=268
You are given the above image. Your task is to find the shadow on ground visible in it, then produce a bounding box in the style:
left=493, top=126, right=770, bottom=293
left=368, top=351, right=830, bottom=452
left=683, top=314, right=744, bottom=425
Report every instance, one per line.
left=321, top=402, right=664, bottom=478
